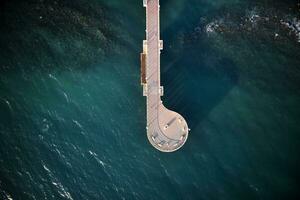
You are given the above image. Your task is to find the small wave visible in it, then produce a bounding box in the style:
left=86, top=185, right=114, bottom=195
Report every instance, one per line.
left=245, top=8, right=261, bottom=24
left=52, top=181, right=73, bottom=200
left=1, top=190, right=13, bottom=200
left=95, top=157, right=105, bottom=167
left=205, top=20, right=220, bottom=35
left=42, top=118, right=50, bottom=132
left=249, top=183, right=259, bottom=192
left=72, top=120, right=83, bottom=129
left=48, top=73, right=63, bottom=87
left=88, top=150, right=97, bottom=156
left=88, top=150, right=106, bottom=167
left=280, top=18, right=300, bottom=42
left=42, top=162, right=73, bottom=200
left=7, top=195, right=13, bottom=200
left=42, top=164, right=51, bottom=173
left=0, top=98, right=13, bottom=113
left=48, top=73, right=58, bottom=82
left=63, top=92, right=70, bottom=103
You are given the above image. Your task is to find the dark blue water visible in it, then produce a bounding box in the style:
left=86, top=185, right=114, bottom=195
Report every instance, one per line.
left=1, top=0, right=300, bottom=199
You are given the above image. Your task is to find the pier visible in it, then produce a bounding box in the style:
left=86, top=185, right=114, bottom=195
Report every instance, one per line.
left=141, top=0, right=189, bottom=152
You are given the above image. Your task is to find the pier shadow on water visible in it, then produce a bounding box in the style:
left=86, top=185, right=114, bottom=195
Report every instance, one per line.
left=159, top=0, right=239, bottom=145
left=161, top=34, right=238, bottom=133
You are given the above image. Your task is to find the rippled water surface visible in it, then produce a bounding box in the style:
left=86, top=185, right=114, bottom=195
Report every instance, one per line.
left=0, top=0, right=300, bottom=199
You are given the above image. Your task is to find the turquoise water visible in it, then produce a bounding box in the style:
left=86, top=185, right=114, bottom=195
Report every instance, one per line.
left=1, top=0, right=300, bottom=199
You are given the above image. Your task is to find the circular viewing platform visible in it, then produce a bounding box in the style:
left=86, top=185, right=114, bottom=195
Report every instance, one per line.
left=147, top=105, right=189, bottom=152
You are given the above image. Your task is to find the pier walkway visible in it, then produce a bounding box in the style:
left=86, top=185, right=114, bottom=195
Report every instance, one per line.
left=141, top=0, right=189, bottom=152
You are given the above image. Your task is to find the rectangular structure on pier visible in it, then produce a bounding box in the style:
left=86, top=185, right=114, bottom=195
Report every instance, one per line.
left=140, top=53, right=147, bottom=85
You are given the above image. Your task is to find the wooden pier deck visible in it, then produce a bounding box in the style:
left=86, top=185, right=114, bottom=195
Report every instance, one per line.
left=141, top=0, right=189, bottom=152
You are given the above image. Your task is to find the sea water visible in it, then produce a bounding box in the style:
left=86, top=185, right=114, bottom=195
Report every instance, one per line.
left=0, top=0, right=299, bottom=199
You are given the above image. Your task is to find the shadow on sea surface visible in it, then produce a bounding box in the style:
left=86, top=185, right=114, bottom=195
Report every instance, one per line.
left=162, top=40, right=238, bottom=132
left=161, top=22, right=238, bottom=135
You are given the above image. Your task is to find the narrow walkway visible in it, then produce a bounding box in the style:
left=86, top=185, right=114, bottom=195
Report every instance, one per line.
left=141, top=0, right=189, bottom=152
